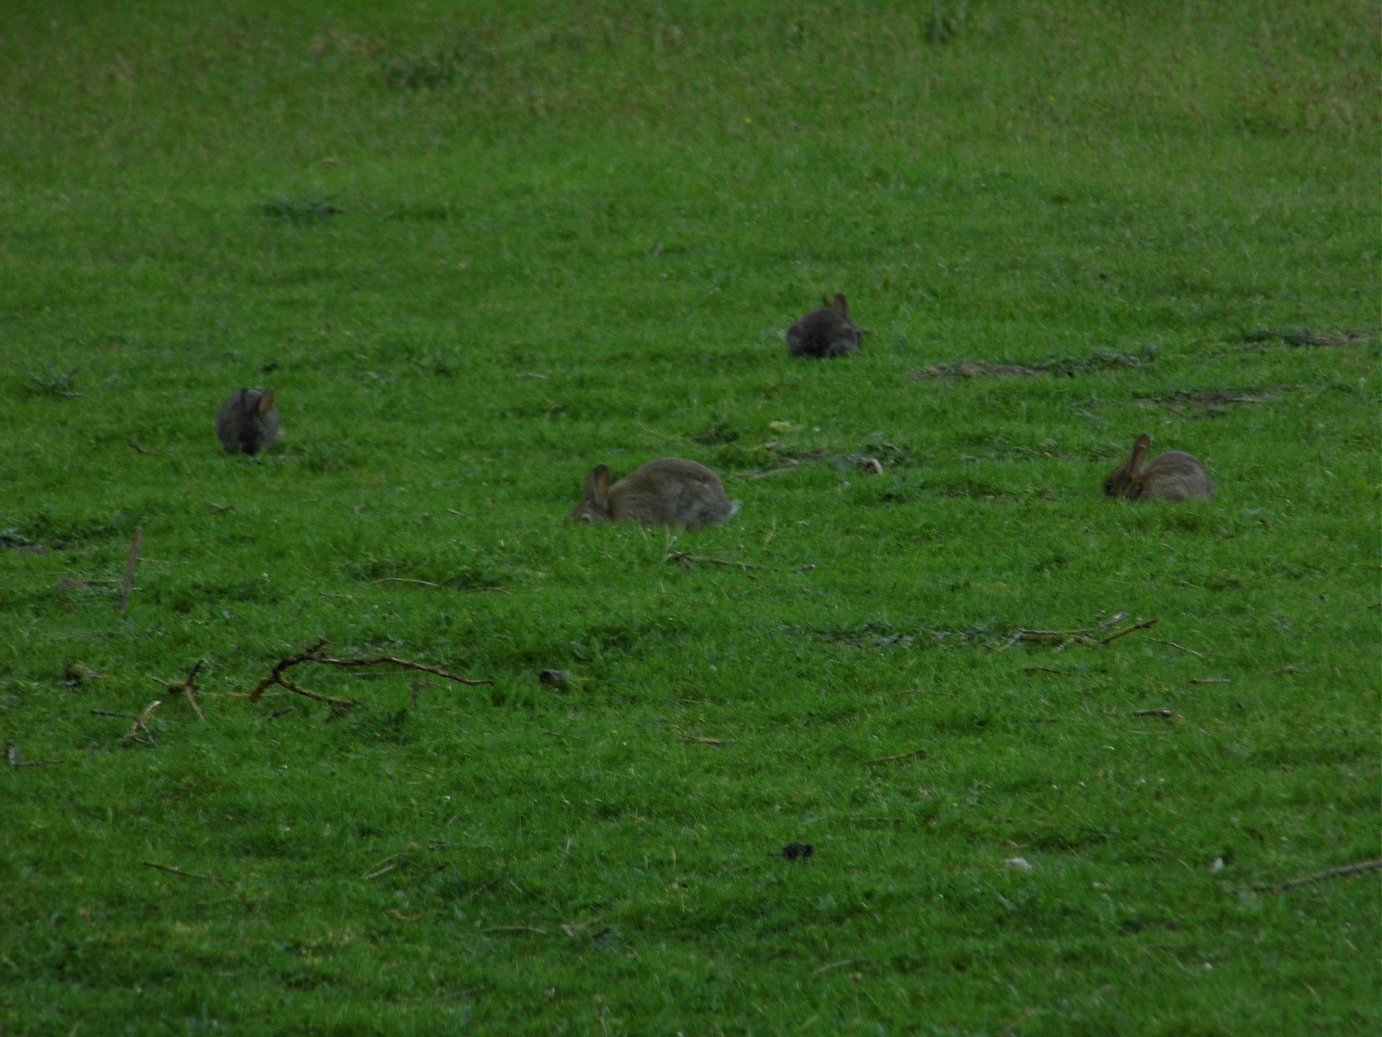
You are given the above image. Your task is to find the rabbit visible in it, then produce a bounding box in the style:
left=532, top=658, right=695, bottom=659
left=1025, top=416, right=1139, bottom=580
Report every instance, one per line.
left=569, top=458, right=740, bottom=528
left=1104, top=434, right=1213, bottom=501
left=787, top=293, right=860, bottom=358
left=216, top=388, right=281, bottom=455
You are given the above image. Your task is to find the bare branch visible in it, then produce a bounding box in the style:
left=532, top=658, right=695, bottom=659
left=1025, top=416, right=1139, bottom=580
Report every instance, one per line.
left=117, top=526, right=143, bottom=617
left=1246, top=858, right=1382, bottom=894
left=142, top=861, right=230, bottom=884
left=247, top=639, right=491, bottom=716
left=867, top=748, right=927, bottom=764
left=665, top=551, right=814, bottom=574
left=124, top=699, right=163, bottom=745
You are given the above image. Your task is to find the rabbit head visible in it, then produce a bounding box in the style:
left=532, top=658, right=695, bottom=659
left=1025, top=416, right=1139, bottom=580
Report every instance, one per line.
left=787, top=293, right=860, bottom=358
left=1105, top=434, right=1212, bottom=501
left=216, top=388, right=281, bottom=455
left=569, top=458, right=740, bottom=528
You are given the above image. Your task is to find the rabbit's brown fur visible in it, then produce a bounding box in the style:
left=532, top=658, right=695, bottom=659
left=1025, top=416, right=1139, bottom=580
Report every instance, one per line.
left=787, top=294, right=860, bottom=358
left=1104, top=434, right=1212, bottom=501
left=217, top=389, right=281, bottom=455
left=569, top=458, right=740, bottom=528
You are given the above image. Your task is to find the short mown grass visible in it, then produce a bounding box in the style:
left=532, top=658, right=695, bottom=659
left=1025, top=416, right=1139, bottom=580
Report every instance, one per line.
left=2, top=2, right=1378, bottom=1034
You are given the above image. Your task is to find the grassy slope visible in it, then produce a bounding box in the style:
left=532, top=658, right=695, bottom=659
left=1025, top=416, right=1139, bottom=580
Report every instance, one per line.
left=1, top=2, right=1378, bottom=1034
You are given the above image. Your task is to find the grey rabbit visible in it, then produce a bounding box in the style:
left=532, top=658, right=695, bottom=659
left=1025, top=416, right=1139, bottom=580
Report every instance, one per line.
left=216, top=389, right=281, bottom=455
left=569, top=458, right=740, bottom=528
left=1104, top=433, right=1212, bottom=501
left=787, top=293, right=860, bottom=358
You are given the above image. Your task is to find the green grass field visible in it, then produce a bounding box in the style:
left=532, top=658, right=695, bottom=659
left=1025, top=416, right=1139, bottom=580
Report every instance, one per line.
left=2, top=2, right=1379, bottom=1033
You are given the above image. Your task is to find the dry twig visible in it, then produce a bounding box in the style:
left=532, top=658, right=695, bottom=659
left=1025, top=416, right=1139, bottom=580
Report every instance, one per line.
left=998, top=614, right=1156, bottom=651
left=679, top=734, right=735, bottom=746
left=124, top=699, right=163, bottom=745
left=808, top=958, right=872, bottom=978
left=5, top=742, right=64, bottom=769
left=665, top=551, right=814, bottom=574
left=1246, top=858, right=1382, bottom=894
left=142, top=861, right=229, bottom=884
left=867, top=748, right=927, bottom=764
left=1152, top=639, right=1204, bottom=658
left=247, top=638, right=491, bottom=715
left=157, top=659, right=206, bottom=720
left=117, top=526, right=143, bottom=617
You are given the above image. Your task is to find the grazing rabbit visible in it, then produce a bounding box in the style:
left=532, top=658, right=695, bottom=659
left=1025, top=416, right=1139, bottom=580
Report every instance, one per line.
left=216, top=389, right=281, bottom=455
left=787, top=293, right=860, bottom=358
left=1104, top=434, right=1213, bottom=501
left=569, top=458, right=740, bottom=528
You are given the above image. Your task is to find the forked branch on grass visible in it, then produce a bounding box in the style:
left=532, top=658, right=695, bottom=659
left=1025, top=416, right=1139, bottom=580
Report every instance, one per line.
left=155, top=659, right=206, bottom=720
left=247, top=638, right=492, bottom=716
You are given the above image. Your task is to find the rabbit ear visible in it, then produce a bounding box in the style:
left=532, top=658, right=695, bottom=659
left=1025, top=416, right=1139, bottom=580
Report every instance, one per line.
left=257, top=390, right=275, bottom=414
left=585, top=465, right=612, bottom=507
left=1129, top=434, right=1151, bottom=475
left=833, top=293, right=849, bottom=316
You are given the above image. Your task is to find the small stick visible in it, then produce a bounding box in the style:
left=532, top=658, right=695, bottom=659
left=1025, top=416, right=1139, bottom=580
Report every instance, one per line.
left=1098, top=618, right=1158, bottom=645
left=680, top=734, right=735, bottom=746
left=142, top=861, right=229, bottom=885
left=867, top=748, right=927, bottom=764
left=311, top=647, right=492, bottom=685
left=277, top=674, right=359, bottom=716
left=1132, top=708, right=1176, bottom=718
left=1246, top=858, right=1382, bottom=894
left=372, top=577, right=443, bottom=589
left=1189, top=677, right=1230, bottom=685
left=7, top=741, right=66, bottom=768
left=481, top=925, right=548, bottom=936
left=666, top=551, right=815, bottom=574
left=157, top=660, right=206, bottom=720
left=117, top=526, right=143, bottom=617
left=1153, top=639, right=1204, bottom=658
left=999, top=615, right=1156, bottom=651
left=1022, top=667, right=1075, bottom=676
left=808, top=958, right=871, bottom=978
left=740, top=464, right=799, bottom=480
left=124, top=699, right=162, bottom=745
left=247, top=638, right=491, bottom=713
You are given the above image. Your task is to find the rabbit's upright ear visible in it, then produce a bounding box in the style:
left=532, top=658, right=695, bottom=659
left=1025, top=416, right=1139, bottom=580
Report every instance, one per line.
left=820, top=295, right=832, bottom=308
left=257, top=390, right=275, bottom=414
left=833, top=293, right=849, bottom=316
left=586, top=465, right=612, bottom=507
left=1129, top=434, right=1152, bottom=475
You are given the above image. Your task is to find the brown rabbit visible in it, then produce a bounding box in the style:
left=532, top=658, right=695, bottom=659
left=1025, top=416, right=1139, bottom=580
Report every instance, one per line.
left=569, top=458, right=740, bottom=528
left=787, top=294, right=860, bottom=358
left=1104, top=434, right=1212, bottom=501
left=216, top=389, right=281, bottom=455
